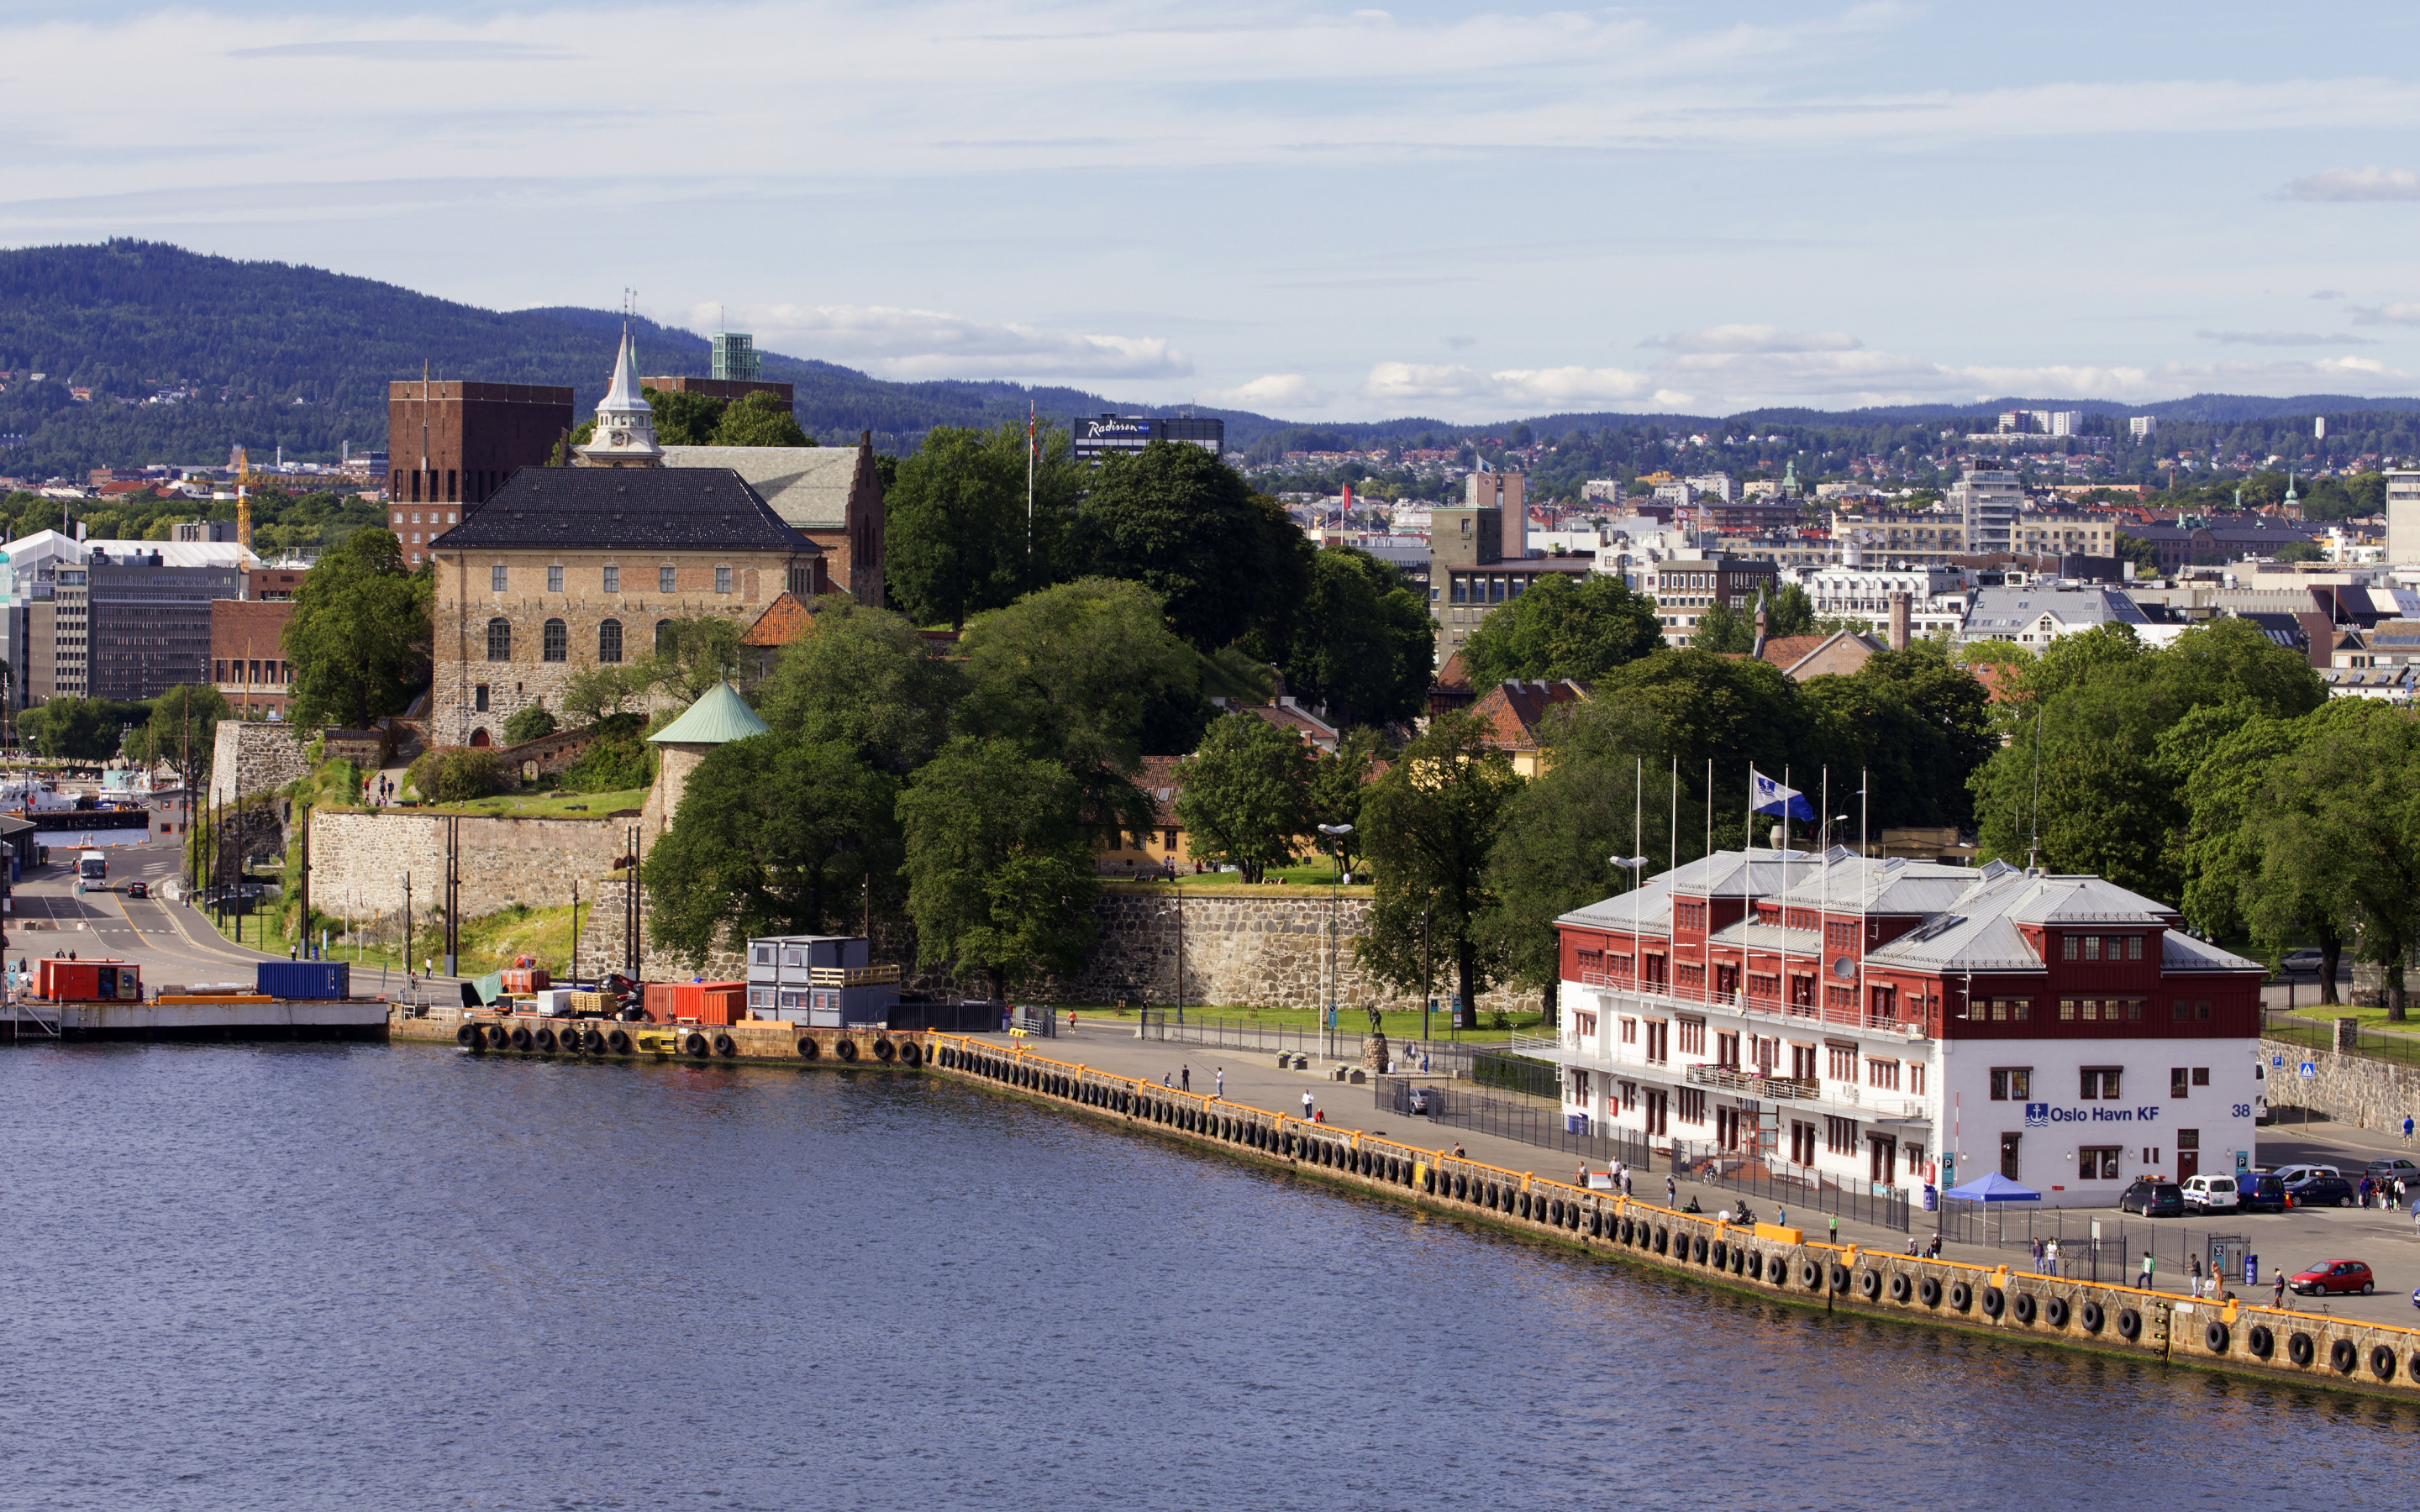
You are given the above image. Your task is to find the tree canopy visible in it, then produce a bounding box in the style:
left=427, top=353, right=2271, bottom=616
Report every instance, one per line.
left=1354, top=711, right=1523, bottom=1026
left=884, top=422, right=1079, bottom=630
left=1250, top=547, right=1433, bottom=729
left=281, top=527, right=431, bottom=729
left=1077, top=438, right=1293, bottom=652
left=1460, top=573, right=1662, bottom=685
left=1173, top=712, right=1313, bottom=883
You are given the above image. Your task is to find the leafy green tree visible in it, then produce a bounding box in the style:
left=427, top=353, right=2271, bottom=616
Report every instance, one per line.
left=284, top=527, right=430, bottom=729
left=2273, top=540, right=2322, bottom=564
left=956, top=578, right=1203, bottom=843
left=1970, top=619, right=2323, bottom=899
left=122, top=685, right=225, bottom=785
left=639, top=386, right=728, bottom=445
left=1481, top=701, right=1684, bottom=1025
left=29, top=696, right=150, bottom=762
left=405, top=746, right=508, bottom=802
left=711, top=389, right=811, bottom=448
left=1590, top=649, right=1809, bottom=831
left=1801, top=638, right=1997, bottom=830
left=2245, top=701, right=2420, bottom=1018
left=1692, top=598, right=1751, bottom=654
left=1460, top=573, right=1662, bottom=685
left=1306, top=726, right=1387, bottom=873
left=1174, top=712, right=1313, bottom=882
left=560, top=664, right=646, bottom=725
left=560, top=713, right=652, bottom=793
left=755, top=596, right=960, bottom=774
left=1077, top=438, right=1273, bottom=650
left=640, top=615, right=746, bottom=706
left=1260, top=548, right=1433, bottom=728
left=897, top=736, right=1100, bottom=1000
left=502, top=705, right=557, bottom=744
left=1354, top=711, right=1523, bottom=1026
left=644, top=733, right=902, bottom=962
left=2168, top=706, right=2330, bottom=987
left=886, top=423, right=1082, bottom=629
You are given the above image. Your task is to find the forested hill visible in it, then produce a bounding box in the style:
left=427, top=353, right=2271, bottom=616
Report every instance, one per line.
left=0, top=240, right=1228, bottom=475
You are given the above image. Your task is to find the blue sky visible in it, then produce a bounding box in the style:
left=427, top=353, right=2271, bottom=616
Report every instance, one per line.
left=9, top=1, right=2420, bottom=421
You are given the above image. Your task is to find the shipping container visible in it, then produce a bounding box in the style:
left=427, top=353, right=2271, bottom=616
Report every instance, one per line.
left=501, top=967, right=550, bottom=995
left=36, top=959, right=139, bottom=1001
left=255, top=961, right=350, bottom=1000
left=640, top=980, right=745, bottom=1024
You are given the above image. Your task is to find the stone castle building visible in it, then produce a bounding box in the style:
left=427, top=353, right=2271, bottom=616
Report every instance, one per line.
left=424, top=324, right=827, bottom=748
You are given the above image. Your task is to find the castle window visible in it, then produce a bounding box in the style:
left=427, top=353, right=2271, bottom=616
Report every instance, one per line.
left=542, top=618, right=567, bottom=662
left=655, top=619, right=674, bottom=655
left=547, top=565, right=564, bottom=593
left=603, top=564, right=619, bottom=594
left=486, top=617, right=511, bottom=662
left=598, top=619, right=623, bottom=664
left=491, top=564, right=508, bottom=592
left=660, top=565, right=676, bottom=594
left=715, top=565, right=732, bottom=595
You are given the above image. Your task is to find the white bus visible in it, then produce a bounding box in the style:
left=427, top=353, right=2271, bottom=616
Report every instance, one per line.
left=78, top=849, right=108, bottom=886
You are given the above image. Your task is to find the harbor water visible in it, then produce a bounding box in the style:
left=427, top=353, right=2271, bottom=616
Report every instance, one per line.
left=3, top=1044, right=2416, bottom=1510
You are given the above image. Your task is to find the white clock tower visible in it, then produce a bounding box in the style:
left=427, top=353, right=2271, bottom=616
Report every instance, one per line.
left=574, top=320, right=664, bottom=468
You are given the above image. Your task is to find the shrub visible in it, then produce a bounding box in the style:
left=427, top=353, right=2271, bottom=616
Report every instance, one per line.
left=407, top=746, right=511, bottom=802
left=560, top=713, right=652, bottom=793
left=502, top=706, right=558, bottom=744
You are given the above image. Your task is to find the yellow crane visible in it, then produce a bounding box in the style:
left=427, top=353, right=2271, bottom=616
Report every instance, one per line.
left=229, top=443, right=255, bottom=548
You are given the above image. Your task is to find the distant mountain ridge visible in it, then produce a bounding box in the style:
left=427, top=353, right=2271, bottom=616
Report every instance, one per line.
left=0, top=239, right=2413, bottom=477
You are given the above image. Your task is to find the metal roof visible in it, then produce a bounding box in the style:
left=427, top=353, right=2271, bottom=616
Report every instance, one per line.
left=648, top=680, right=771, bottom=745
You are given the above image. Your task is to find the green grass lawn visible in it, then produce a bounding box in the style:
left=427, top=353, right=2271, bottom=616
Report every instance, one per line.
left=397, top=787, right=649, bottom=818
left=197, top=896, right=599, bottom=980
left=1107, top=866, right=1373, bottom=896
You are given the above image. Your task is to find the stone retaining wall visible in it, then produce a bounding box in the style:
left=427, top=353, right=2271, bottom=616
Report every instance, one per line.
left=208, top=722, right=311, bottom=808
left=2261, top=1035, right=2420, bottom=1136
left=308, top=810, right=630, bottom=924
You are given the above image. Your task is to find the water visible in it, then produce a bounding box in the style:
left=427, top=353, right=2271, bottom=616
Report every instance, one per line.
left=4, top=1044, right=2417, bottom=1511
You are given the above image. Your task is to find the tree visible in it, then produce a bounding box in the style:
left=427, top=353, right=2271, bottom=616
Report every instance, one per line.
left=1691, top=598, right=1751, bottom=654
left=1481, top=701, right=1683, bottom=1026
left=502, top=705, right=557, bottom=744
left=406, top=746, right=508, bottom=802
left=2246, top=701, right=2420, bottom=1018
left=886, top=423, right=1082, bottom=630
left=1801, top=638, right=1997, bottom=830
left=1306, top=726, right=1387, bottom=873
left=24, top=696, right=149, bottom=762
left=754, top=596, right=960, bottom=774
left=640, top=386, right=727, bottom=445
left=639, top=615, right=746, bottom=708
left=1460, top=573, right=1662, bottom=686
left=1590, top=649, right=1808, bottom=822
left=1077, top=438, right=1271, bottom=650
left=1355, top=711, right=1523, bottom=1026
left=1258, top=548, right=1433, bottom=729
left=1175, top=713, right=1313, bottom=882
left=561, top=664, right=646, bottom=725
left=2273, top=540, right=2322, bottom=564
left=955, top=577, right=1203, bottom=843
left=712, top=389, right=811, bottom=448
left=897, top=736, right=1100, bottom=1000
left=129, top=685, right=228, bottom=790
left=284, top=527, right=430, bottom=729
left=643, top=733, right=902, bottom=962
left=2169, top=706, right=2332, bottom=990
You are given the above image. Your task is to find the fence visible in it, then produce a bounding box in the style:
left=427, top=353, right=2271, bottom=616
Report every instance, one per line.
left=1375, top=1076, right=1650, bottom=1169
left=1136, top=1011, right=1489, bottom=1074
left=1931, top=1204, right=2270, bottom=1289
left=2264, top=1009, right=2420, bottom=1070
left=1666, top=1140, right=1911, bottom=1232
left=1467, top=1047, right=1559, bottom=1102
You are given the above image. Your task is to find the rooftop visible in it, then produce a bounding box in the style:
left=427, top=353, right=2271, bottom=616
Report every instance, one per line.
left=432, top=467, right=816, bottom=554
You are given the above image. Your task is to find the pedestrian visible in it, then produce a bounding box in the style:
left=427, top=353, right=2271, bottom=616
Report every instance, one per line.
left=1180, top=1063, right=1190, bottom=1093
left=1214, top=1067, right=1223, bottom=1100
left=1665, top=1174, right=1677, bottom=1207
left=1828, top=1214, right=1839, bottom=1244
left=1777, top=1204, right=1787, bottom=1229
left=2030, top=1237, right=2044, bottom=1274
left=2045, top=1236, right=2060, bottom=1278
left=1623, top=1170, right=1634, bottom=1197
left=2407, top=1115, right=2416, bottom=1147
left=2190, top=1254, right=2203, bottom=1293
left=2139, top=1250, right=2155, bottom=1289
left=1302, top=1089, right=1316, bottom=1121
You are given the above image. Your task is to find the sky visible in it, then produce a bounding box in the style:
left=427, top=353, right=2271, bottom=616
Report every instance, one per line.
left=9, top=2, right=2420, bottom=423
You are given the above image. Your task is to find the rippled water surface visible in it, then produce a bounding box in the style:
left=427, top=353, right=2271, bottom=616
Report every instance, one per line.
left=5, top=1043, right=2417, bottom=1510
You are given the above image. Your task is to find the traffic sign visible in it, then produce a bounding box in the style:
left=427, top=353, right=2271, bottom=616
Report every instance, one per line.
left=2300, top=1062, right=2317, bottom=1079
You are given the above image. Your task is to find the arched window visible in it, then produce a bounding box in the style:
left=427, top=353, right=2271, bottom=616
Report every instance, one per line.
left=542, top=617, right=567, bottom=663
left=486, top=617, right=511, bottom=662
left=655, top=618, right=674, bottom=655
left=469, top=727, right=491, bottom=748
left=598, top=619, right=623, bottom=664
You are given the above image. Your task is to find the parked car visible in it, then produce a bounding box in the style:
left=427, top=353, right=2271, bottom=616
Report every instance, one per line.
left=2280, top=948, right=2326, bottom=975
left=1405, top=1086, right=1434, bottom=1116
left=2363, top=1157, right=2420, bottom=1186
left=2120, top=1179, right=2186, bottom=1216
left=124, top=880, right=147, bottom=899
left=2274, top=1163, right=2342, bottom=1187
left=2181, top=1173, right=2241, bottom=1211
left=2288, top=1174, right=2359, bottom=1208
left=2236, top=1172, right=2288, bottom=1213
left=2290, top=1260, right=2376, bottom=1296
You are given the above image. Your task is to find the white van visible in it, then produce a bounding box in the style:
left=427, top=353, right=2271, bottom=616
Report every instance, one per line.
left=2181, top=1173, right=2240, bottom=1212
left=2273, top=1163, right=2340, bottom=1187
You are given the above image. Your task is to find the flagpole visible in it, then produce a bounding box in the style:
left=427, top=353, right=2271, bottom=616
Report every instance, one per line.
left=1820, top=767, right=1830, bottom=1023
left=1781, top=764, right=1791, bottom=1017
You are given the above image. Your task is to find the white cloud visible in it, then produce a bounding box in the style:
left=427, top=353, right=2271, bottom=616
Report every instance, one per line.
left=1199, top=373, right=1328, bottom=410
left=2196, top=328, right=2376, bottom=347
left=708, top=302, right=1191, bottom=381
left=2349, top=302, right=2420, bottom=327
left=1362, top=361, right=1659, bottom=407
left=2280, top=165, right=2420, bottom=202
left=1639, top=325, right=1861, bottom=354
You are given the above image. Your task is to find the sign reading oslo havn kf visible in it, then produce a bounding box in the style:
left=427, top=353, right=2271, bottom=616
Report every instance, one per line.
left=2025, top=1102, right=2164, bottom=1127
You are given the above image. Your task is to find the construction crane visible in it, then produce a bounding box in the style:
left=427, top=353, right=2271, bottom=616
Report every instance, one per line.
left=229, top=443, right=255, bottom=549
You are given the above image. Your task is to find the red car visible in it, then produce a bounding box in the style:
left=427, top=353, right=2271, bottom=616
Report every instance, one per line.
left=2290, top=1260, right=2376, bottom=1296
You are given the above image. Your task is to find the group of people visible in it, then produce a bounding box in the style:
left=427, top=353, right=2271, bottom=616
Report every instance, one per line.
left=2026, top=1236, right=2065, bottom=1276
left=361, top=774, right=399, bottom=807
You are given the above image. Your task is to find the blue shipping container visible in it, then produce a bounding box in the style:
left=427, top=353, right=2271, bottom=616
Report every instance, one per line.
left=256, top=961, right=350, bottom=1000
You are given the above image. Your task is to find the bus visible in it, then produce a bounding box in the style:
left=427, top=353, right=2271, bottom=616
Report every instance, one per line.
left=78, top=849, right=107, bottom=887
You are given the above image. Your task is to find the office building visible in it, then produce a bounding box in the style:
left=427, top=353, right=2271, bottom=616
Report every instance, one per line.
left=1949, top=470, right=2023, bottom=557
left=2388, top=472, right=2420, bottom=564
left=50, top=547, right=242, bottom=701
left=710, top=330, right=760, bottom=383
left=387, top=378, right=575, bottom=510
left=1071, top=415, right=1226, bottom=461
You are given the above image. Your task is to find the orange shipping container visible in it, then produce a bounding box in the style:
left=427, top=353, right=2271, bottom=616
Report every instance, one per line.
left=501, top=968, right=551, bottom=995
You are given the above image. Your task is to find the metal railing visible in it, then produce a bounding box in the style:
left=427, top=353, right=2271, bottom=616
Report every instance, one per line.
left=1666, top=1141, right=1912, bottom=1232
left=1930, top=1205, right=2262, bottom=1290
left=1684, top=1063, right=1818, bottom=1101
left=2264, top=1010, right=2420, bottom=1069
left=1136, top=1011, right=1359, bottom=1059
left=1376, top=1075, right=1650, bottom=1169
left=1576, top=970, right=1933, bottom=1039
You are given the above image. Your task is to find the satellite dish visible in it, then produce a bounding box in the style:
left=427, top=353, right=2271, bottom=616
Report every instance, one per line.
left=1830, top=956, right=1856, bottom=980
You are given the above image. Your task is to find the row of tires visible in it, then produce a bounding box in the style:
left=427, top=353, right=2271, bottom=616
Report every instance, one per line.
left=457, top=1021, right=921, bottom=1066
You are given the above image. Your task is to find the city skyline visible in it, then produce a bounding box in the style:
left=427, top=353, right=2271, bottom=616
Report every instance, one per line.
left=8, top=3, right=2420, bottom=421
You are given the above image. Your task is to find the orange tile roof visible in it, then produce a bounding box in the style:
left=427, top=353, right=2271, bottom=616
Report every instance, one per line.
left=739, top=592, right=814, bottom=648
left=1757, top=634, right=1830, bottom=669
left=1969, top=662, right=2018, bottom=703
left=1469, top=679, right=1588, bottom=751
left=1435, top=652, right=1472, bottom=691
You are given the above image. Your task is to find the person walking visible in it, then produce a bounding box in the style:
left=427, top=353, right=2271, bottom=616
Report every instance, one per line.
left=2273, top=1267, right=2288, bottom=1308
left=1302, top=1089, right=1315, bottom=1121
left=1180, top=1064, right=1190, bottom=1093
left=1776, top=1205, right=1787, bottom=1230
left=2044, top=1236, right=2060, bottom=1278
left=2029, top=1237, right=2044, bottom=1275
left=2407, top=1114, right=2415, bottom=1147
left=1214, top=1067, right=1224, bottom=1100
left=2139, top=1250, right=2155, bottom=1289
left=1622, top=1169, right=1633, bottom=1197
left=1665, top=1174, right=1678, bottom=1207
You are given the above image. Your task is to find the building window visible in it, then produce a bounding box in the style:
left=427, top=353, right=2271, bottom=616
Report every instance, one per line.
left=599, top=619, right=623, bottom=664
left=1909, top=1064, right=1925, bottom=1096
left=1866, top=1059, right=1899, bottom=1091
left=1619, top=1017, right=1637, bottom=1046
left=2079, top=1146, right=2121, bottom=1179
left=2192, top=1067, right=2209, bottom=1086
left=2083, top=936, right=2102, bottom=962
left=1790, top=1121, right=1816, bottom=1165
left=491, top=564, right=508, bottom=592
left=1644, top=1021, right=1668, bottom=1064
left=542, top=618, right=567, bottom=662
left=547, top=565, right=564, bottom=593
left=1676, top=1019, right=1705, bottom=1056
left=1827, top=1044, right=1857, bottom=1081
left=2170, top=1067, right=2189, bottom=1097
left=604, top=564, right=620, bottom=594
left=474, top=684, right=490, bottom=712
left=655, top=619, right=674, bottom=655
left=1989, top=1067, right=2030, bottom=1100
left=1677, top=1088, right=1706, bottom=1125
left=2127, top=935, right=2143, bottom=960
left=2080, top=1067, right=2123, bottom=1100
left=486, top=617, right=511, bottom=662
left=2062, top=935, right=2078, bottom=961
left=715, top=565, right=732, bottom=595
left=660, top=565, right=677, bottom=594
left=1825, top=1116, right=1857, bottom=1156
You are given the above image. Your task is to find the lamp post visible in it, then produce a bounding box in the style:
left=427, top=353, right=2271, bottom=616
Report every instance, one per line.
left=399, top=873, right=412, bottom=990
left=1318, top=822, right=1353, bottom=1052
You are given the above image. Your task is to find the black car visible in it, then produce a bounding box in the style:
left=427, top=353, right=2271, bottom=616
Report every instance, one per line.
left=124, top=880, right=148, bottom=900
left=2119, top=1179, right=2186, bottom=1217
left=2236, top=1172, right=2288, bottom=1214
left=2288, top=1174, right=2359, bottom=1208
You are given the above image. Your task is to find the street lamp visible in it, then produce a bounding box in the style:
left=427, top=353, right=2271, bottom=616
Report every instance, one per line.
left=1318, top=822, right=1353, bottom=1048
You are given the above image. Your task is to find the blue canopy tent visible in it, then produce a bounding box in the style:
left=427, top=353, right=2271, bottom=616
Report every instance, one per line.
left=1945, top=1172, right=2039, bottom=1202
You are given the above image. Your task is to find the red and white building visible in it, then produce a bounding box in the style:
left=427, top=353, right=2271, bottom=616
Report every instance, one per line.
left=1546, top=848, right=2268, bottom=1207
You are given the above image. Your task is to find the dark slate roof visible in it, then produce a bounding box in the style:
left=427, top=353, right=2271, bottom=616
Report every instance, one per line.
left=430, top=465, right=818, bottom=554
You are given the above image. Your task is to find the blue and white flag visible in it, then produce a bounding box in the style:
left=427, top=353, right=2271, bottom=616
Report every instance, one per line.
left=1750, top=769, right=1814, bottom=821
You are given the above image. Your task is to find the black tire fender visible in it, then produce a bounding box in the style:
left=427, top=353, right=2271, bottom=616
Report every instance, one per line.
left=1981, top=1286, right=2004, bottom=1318
left=606, top=1029, right=629, bottom=1053
left=1800, top=1260, right=1823, bottom=1290
left=712, top=1033, right=736, bottom=1058
left=455, top=1023, right=479, bottom=1047
left=1920, top=1276, right=1944, bottom=1308
left=2205, top=1320, right=2229, bottom=1354
left=2044, top=1295, right=2070, bottom=1329
left=2246, top=1323, right=2273, bottom=1358
left=872, top=1037, right=895, bottom=1062
left=534, top=1028, right=557, bottom=1053
left=901, top=1041, right=921, bottom=1067
left=1949, top=1281, right=1973, bottom=1313
left=1691, top=1235, right=1708, bottom=1264
left=1766, top=1254, right=1789, bottom=1285
left=2331, top=1337, right=2359, bottom=1374
left=2012, top=1292, right=2037, bottom=1325
left=797, top=1037, right=820, bottom=1060
left=2287, top=1331, right=2315, bottom=1367
left=2375, top=1345, right=2400, bottom=1382
left=508, top=1026, right=533, bottom=1051
left=2116, top=1307, right=2142, bottom=1342
left=1829, top=1263, right=1852, bottom=1294
left=1860, top=1269, right=1883, bottom=1301
left=682, top=1032, right=709, bottom=1057
left=837, top=1038, right=859, bottom=1062
left=1654, top=1225, right=1669, bottom=1255
left=2079, top=1299, right=2104, bottom=1334
left=1890, top=1273, right=1912, bottom=1305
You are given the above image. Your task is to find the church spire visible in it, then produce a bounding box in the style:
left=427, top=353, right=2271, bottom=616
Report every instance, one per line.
left=575, top=296, right=663, bottom=468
